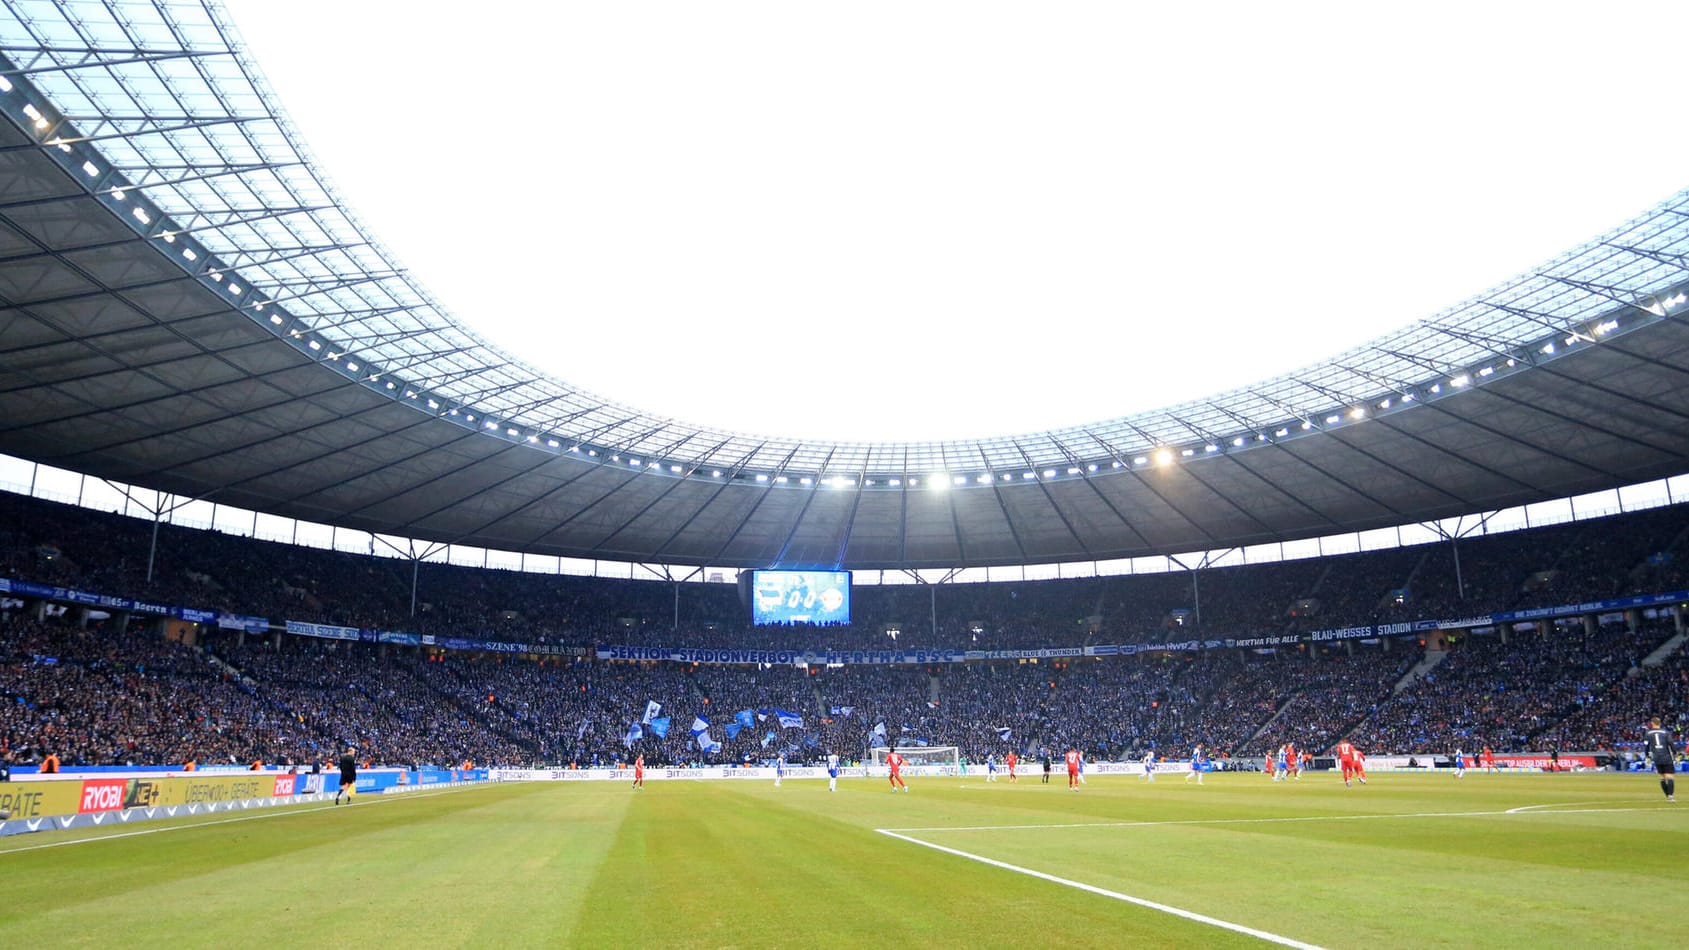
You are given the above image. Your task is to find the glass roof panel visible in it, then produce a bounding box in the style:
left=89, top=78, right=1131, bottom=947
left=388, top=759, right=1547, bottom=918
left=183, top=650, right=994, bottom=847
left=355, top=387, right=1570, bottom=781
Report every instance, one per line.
left=5, top=0, right=1689, bottom=479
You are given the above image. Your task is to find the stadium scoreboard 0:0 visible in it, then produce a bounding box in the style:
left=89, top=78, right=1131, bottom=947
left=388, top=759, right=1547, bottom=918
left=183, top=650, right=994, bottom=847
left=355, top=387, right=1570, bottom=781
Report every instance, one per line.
left=749, top=570, right=851, bottom=626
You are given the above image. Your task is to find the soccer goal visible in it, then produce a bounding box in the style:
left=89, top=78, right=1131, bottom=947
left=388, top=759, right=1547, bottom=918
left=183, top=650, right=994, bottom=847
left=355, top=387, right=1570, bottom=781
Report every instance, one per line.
left=870, top=746, right=961, bottom=772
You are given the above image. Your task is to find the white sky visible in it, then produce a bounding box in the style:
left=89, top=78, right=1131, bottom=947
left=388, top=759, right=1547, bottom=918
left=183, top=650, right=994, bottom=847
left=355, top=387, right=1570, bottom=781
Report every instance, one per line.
left=220, top=1, right=1689, bottom=443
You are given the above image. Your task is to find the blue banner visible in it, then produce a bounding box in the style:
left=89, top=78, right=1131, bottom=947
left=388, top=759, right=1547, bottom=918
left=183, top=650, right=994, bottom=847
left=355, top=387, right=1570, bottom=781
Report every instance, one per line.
left=286, top=620, right=360, bottom=641
left=596, top=645, right=970, bottom=666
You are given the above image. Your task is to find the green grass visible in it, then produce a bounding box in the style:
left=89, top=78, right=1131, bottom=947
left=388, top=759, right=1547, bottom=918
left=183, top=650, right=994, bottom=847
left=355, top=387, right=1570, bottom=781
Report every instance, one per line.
left=2, top=770, right=1684, bottom=948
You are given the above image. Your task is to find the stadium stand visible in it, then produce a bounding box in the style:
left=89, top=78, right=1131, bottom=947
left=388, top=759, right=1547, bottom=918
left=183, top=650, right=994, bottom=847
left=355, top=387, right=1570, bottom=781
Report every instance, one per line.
left=2, top=489, right=1686, bottom=771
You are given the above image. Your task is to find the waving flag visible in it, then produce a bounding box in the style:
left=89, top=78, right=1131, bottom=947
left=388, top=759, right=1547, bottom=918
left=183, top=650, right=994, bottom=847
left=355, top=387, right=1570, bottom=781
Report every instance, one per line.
left=642, top=700, right=661, bottom=724
left=623, top=721, right=643, bottom=746
left=839, top=706, right=855, bottom=718
left=690, top=716, right=710, bottom=737
left=696, top=730, right=720, bottom=753
left=735, top=709, right=756, bottom=730
left=648, top=717, right=671, bottom=739
left=726, top=722, right=743, bottom=740
left=761, top=730, right=777, bottom=749
left=871, top=721, right=887, bottom=743
left=995, top=726, right=1013, bottom=742
left=775, top=709, right=804, bottom=729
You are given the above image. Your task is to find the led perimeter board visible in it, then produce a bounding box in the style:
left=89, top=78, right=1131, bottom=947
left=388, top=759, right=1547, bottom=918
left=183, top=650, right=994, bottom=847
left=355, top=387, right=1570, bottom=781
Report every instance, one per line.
left=750, top=570, right=851, bottom=625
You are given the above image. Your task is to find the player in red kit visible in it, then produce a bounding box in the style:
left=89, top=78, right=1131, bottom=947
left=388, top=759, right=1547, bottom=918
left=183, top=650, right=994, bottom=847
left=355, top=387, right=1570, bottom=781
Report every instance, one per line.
left=1065, top=748, right=1081, bottom=790
left=887, top=749, right=909, bottom=792
left=1335, top=740, right=1356, bottom=786
left=1264, top=749, right=1276, bottom=780
left=632, top=753, right=644, bottom=790
left=1285, top=742, right=1300, bottom=781
left=1351, top=747, right=1367, bottom=784
left=1480, top=746, right=1496, bottom=774
left=1006, top=750, right=1018, bottom=783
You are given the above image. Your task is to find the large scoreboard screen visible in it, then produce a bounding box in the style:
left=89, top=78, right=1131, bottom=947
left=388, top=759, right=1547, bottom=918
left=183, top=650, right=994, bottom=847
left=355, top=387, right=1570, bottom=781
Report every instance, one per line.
left=750, top=570, right=851, bottom=626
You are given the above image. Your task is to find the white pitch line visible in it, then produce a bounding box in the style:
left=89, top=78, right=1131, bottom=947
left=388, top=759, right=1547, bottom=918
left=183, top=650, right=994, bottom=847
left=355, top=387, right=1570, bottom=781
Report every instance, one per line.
left=1504, top=800, right=1636, bottom=814
left=876, top=827, right=1326, bottom=950
left=887, top=804, right=1671, bottom=834
left=0, top=784, right=483, bottom=854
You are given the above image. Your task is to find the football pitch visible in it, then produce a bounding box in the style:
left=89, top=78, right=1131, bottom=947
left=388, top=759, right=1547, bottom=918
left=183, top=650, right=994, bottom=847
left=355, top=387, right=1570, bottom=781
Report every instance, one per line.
left=2, top=770, right=1684, bottom=948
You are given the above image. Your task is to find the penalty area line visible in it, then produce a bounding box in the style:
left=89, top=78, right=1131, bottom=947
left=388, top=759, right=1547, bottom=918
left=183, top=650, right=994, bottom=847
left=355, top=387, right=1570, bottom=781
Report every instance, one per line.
left=875, top=827, right=1326, bottom=950
left=0, top=783, right=485, bottom=855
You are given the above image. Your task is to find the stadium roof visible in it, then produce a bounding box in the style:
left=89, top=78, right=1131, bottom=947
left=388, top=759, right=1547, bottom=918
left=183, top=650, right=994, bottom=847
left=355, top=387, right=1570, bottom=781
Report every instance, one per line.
left=3, top=0, right=1689, bottom=570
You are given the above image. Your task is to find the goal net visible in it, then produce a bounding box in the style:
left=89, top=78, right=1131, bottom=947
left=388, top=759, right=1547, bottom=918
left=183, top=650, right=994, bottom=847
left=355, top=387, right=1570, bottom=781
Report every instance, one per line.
left=870, top=746, right=960, bottom=772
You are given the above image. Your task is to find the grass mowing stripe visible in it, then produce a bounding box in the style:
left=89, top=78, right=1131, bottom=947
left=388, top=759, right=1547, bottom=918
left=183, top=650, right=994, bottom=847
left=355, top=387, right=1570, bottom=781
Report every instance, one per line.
left=0, top=783, right=482, bottom=854
left=0, top=782, right=626, bottom=943
left=886, top=803, right=1675, bottom=833
left=875, top=827, right=1327, bottom=950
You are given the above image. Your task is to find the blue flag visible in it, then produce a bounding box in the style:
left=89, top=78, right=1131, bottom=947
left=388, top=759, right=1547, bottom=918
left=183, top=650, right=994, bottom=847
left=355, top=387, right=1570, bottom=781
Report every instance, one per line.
left=761, top=730, right=777, bottom=749
left=995, top=726, right=1012, bottom=742
left=726, top=722, right=743, bottom=740
left=839, top=706, right=855, bottom=718
left=735, top=709, right=756, bottom=730
left=624, top=721, right=643, bottom=746
left=642, top=700, right=661, bottom=724
left=648, top=717, right=671, bottom=739
left=775, top=709, right=804, bottom=729
left=690, top=716, right=710, bottom=737
left=697, top=729, right=720, bottom=753
left=871, top=721, right=887, bottom=743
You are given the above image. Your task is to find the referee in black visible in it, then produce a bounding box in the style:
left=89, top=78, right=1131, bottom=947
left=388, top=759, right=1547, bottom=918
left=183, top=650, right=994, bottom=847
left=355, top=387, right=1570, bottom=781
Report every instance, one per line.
left=334, top=745, right=358, bottom=805
left=1644, top=718, right=1675, bottom=802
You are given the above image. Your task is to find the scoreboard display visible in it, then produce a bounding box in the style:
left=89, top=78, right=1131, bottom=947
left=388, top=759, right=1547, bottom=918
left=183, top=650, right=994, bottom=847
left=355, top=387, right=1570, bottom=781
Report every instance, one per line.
left=750, top=570, right=851, bottom=626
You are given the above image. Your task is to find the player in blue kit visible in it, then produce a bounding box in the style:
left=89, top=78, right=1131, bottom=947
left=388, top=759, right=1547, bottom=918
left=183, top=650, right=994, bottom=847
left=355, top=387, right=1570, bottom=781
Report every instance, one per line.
left=1185, top=744, right=1208, bottom=784
left=827, top=751, right=840, bottom=792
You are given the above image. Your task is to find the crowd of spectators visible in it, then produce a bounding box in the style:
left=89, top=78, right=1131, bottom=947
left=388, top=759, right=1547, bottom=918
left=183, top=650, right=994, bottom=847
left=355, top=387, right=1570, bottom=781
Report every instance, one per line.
left=1347, top=620, right=1674, bottom=753
left=2, top=487, right=1688, bottom=771
left=6, top=489, right=1689, bottom=655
